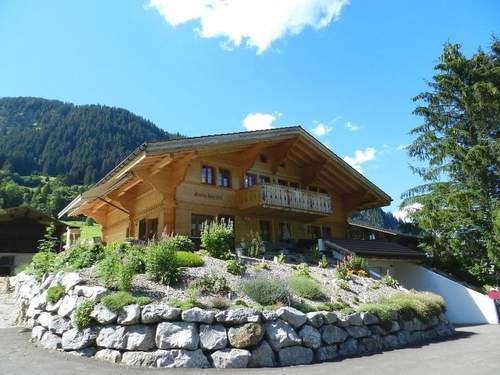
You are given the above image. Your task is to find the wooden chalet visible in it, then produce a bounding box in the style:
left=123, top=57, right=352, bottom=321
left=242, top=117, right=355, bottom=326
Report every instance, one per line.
left=59, top=126, right=391, bottom=247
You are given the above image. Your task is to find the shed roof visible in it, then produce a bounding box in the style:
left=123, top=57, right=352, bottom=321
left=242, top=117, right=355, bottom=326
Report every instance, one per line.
left=330, top=239, right=426, bottom=260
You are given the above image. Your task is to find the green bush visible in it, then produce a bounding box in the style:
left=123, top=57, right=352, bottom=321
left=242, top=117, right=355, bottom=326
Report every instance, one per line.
left=288, top=274, right=324, bottom=300
left=189, top=274, right=230, bottom=295
left=244, top=231, right=264, bottom=258
left=30, top=251, right=57, bottom=280
left=46, top=283, right=65, bottom=304
left=226, top=259, right=246, bottom=275
left=14, top=263, right=30, bottom=275
left=337, top=279, right=351, bottom=291
left=309, top=245, right=320, bottom=263
left=253, top=261, right=270, bottom=271
left=175, top=251, right=204, bottom=267
left=166, top=235, right=195, bottom=252
left=335, top=255, right=369, bottom=280
left=96, top=245, right=143, bottom=291
left=357, top=291, right=446, bottom=323
left=240, top=276, right=288, bottom=306
left=316, top=298, right=350, bottom=312
left=210, top=296, right=230, bottom=310
left=73, top=299, right=95, bottom=330
left=382, top=275, right=398, bottom=288
left=275, top=252, right=286, bottom=264
left=168, top=297, right=202, bottom=310
left=38, top=223, right=59, bottom=253
left=53, top=243, right=105, bottom=271
left=101, top=291, right=151, bottom=313
left=200, top=220, right=233, bottom=259
left=144, top=241, right=181, bottom=285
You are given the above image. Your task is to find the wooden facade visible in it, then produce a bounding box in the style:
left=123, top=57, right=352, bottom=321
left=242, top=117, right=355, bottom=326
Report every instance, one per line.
left=60, top=127, right=391, bottom=247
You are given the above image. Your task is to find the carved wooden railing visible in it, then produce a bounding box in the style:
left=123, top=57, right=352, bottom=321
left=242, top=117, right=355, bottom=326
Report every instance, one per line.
left=237, top=183, right=332, bottom=215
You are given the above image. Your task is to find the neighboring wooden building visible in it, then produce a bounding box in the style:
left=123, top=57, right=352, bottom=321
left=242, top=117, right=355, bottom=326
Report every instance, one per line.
left=347, top=221, right=421, bottom=250
left=0, top=206, right=65, bottom=275
left=59, top=127, right=391, bottom=247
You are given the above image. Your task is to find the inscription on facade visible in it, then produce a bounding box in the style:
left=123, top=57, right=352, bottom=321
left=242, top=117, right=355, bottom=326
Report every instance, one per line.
left=194, top=191, right=223, bottom=201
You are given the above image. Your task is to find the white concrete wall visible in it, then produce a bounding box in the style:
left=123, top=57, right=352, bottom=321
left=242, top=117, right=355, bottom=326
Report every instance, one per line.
left=391, top=262, right=498, bottom=324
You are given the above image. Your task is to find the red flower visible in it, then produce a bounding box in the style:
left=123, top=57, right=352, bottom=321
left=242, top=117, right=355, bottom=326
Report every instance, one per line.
left=487, top=290, right=500, bottom=300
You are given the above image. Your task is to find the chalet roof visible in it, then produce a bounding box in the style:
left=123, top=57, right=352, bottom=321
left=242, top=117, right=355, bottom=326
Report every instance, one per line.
left=330, top=239, right=426, bottom=260
left=59, top=126, right=392, bottom=217
left=0, top=206, right=63, bottom=226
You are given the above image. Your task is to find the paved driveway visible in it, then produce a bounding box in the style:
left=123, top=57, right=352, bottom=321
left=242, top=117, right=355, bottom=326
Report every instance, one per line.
left=0, top=325, right=499, bottom=375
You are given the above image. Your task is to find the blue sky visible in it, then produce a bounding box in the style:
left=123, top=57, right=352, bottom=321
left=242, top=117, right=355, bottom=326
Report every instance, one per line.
left=1, top=0, right=498, bottom=214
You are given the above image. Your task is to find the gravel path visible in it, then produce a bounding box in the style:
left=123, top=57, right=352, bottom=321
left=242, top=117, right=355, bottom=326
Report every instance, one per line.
left=0, top=277, right=16, bottom=328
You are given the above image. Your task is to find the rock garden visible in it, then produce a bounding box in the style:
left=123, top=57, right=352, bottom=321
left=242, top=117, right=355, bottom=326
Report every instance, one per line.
left=9, top=221, right=455, bottom=368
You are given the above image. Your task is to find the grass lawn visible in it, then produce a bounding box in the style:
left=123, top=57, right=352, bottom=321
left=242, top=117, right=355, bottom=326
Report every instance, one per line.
left=63, top=220, right=102, bottom=241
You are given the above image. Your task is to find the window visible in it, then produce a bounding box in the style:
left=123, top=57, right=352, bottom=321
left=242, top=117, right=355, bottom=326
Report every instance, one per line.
left=138, top=219, right=146, bottom=241
left=191, top=214, right=214, bottom=237
left=279, top=222, right=291, bottom=241
left=218, top=169, right=231, bottom=188
left=259, top=154, right=268, bottom=163
left=259, top=175, right=270, bottom=185
left=244, top=173, right=257, bottom=188
left=260, top=220, right=272, bottom=242
left=289, top=182, right=300, bottom=189
left=319, top=188, right=329, bottom=195
left=368, top=232, right=376, bottom=240
left=201, top=165, right=215, bottom=185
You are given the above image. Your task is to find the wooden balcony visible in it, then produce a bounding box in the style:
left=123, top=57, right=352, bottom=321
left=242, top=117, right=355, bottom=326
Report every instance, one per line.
left=237, top=183, right=332, bottom=218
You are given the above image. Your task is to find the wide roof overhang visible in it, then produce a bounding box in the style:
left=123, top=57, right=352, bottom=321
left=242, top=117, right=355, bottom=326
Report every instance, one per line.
left=59, top=126, right=392, bottom=218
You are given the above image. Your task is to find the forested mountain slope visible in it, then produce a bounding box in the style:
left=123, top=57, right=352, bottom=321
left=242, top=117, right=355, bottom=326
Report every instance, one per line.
left=0, top=97, right=176, bottom=184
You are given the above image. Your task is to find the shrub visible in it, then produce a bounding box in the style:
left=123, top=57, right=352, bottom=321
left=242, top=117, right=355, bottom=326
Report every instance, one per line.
left=46, top=283, right=65, bottom=304
left=288, top=274, right=324, bottom=300
left=175, top=251, right=204, bottom=267
left=200, top=220, right=233, bottom=259
left=318, top=255, right=328, bottom=268
left=317, top=298, right=350, bottom=311
left=73, top=299, right=95, bottom=330
left=357, top=302, right=393, bottom=325
left=358, top=291, right=446, bottom=323
left=234, top=299, right=248, bottom=307
left=96, top=245, right=143, bottom=291
left=166, top=235, right=195, bottom=252
left=30, top=250, right=57, bottom=280
left=245, top=231, right=264, bottom=258
left=240, top=276, right=289, bottom=306
left=168, top=297, right=202, bottom=310
left=382, top=275, right=398, bottom=288
left=53, top=243, right=105, bottom=271
left=226, top=259, right=246, bottom=275
left=144, top=241, right=181, bottom=285
left=189, top=274, right=230, bottom=295
left=101, top=291, right=150, bottom=313
left=38, top=223, right=59, bottom=253
left=335, top=255, right=369, bottom=280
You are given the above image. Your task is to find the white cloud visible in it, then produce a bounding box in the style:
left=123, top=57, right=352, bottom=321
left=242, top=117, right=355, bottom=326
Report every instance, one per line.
left=147, top=0, right=350, bottom=54
left=311, top=123, right=332, bottom=137
left=343, top=147, right=376, bottom=173
left=393, top=203, right=423, bottom=222
left=242, top=112, right=278, bottom=131
left=345, top=121, right=360, bottom=131
left=396, top=144, right=408, bottom=151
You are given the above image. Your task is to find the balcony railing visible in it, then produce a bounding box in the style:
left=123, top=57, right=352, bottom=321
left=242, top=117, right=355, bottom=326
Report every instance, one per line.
left=237, top=183, right=332, bottom=215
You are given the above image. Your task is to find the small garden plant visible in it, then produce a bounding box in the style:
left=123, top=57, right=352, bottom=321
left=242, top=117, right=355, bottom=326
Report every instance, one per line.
left=101, top=291, right=151, bottom=313
left=245, top=231, right=264, bottom=258
left=200, top=219, right=234, bottom=259
left=318, top=254, right=328, bottom=268
left=144, top=241, right=181, bottom=285
left=189, top=274, right=231, bottom=295
left=73, top=299, right=95, bottom=330
left=288, top=274, right=324, bottom=300
left=175, top=251, right=204, bottom=267
left=96, top=244, right=143, bottom=291
left=165, top=234, right=195, bottom=252
left=240, top=276, right=289, bottom=306
left=335, top=255, right=369, bottom=280
left=226, top=259, right=246, bottom=275
left=46, top=283, right=65, bottom=304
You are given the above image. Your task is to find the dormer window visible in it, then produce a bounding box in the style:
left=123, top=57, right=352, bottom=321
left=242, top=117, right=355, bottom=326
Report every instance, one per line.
left=201, top=165, right=215, bottom=185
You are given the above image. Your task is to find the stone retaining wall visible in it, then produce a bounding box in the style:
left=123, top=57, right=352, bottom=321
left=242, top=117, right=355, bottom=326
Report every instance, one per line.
left=10, top=272, right=456, bottom=369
